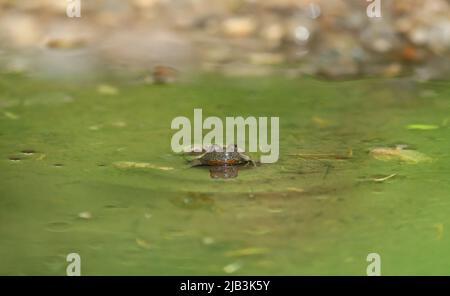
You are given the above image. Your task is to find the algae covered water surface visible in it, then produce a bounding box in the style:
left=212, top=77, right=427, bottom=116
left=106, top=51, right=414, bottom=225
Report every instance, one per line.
left=0, top=74, right=449, bottom=275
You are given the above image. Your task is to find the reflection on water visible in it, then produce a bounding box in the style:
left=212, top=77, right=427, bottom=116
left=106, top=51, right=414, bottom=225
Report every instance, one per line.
left=209, top=166, right=239, bottom=179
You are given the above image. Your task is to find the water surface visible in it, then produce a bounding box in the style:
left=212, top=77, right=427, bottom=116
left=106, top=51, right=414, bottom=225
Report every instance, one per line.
left=0, top=74, right=449, bottom=275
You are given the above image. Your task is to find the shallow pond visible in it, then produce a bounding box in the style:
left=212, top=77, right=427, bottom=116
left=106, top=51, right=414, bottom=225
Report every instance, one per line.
left=0, top=74, right=449, bottom=275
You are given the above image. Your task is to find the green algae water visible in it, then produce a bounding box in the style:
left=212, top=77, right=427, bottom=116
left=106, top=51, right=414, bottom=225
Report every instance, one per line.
left=0, top=74, right=449, bottom=275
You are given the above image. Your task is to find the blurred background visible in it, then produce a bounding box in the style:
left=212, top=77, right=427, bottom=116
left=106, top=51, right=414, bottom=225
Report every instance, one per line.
left=0, top=0, right=449, bottom=81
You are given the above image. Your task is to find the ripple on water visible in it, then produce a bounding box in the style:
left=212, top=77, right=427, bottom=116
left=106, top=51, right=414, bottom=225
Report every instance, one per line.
left=20, top=149, right=37, bottom=155
left=45, top=221, right=73, bottom=233
left=8, top=156, right=23, bottom=162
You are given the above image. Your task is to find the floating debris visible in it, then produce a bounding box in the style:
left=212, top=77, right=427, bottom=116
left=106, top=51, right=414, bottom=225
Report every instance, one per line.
left=113, top=161, right=174, bottom=171
left=223, top=262, right=242, bottom=274
left=287, top=187, right=304, bottom=193
left=312, top=116, right=333, bottom=128
left=89, top=125, right=102, bottom=131
left=267, top=208, right=284, bottom=213
left=36, top=154, right=46, bottom=161
left=372, top=173, right=397, bottom=182
left=135, top=238, right=152, bottom=249
left=225, top=247, right=269, bottom=257
left=202, top=237, right=215, bottom=245
left=434, top=223, right=444, bottom=241
left=369, top=146, right=432, bottom=164
left=111, top=121, right=127, bottom=128
left=53, top=163, right=64, bottom=167
left=78, top=211, right=92, bottom=220
left=3, top=111, right=19, bottom=120
left=406, top=124, right=439, bottom=130
left=358, top=173, right=398, bottom=183
left=244, top=229, right=272, bottom=236
left=97, top=84, right=119, bottom=95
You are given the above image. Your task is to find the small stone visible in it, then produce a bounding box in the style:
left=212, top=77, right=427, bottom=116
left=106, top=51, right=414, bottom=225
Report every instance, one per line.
left=0, top=13, right=42, bottom=47
left=152, top=65, right=177, bottom=84
left=408, top=27, right=428, bottom=46
left=383, top=63, right=402, bottom=77
left=261, top=24, right=284, bottom=47
left=294, top=26, right=310, bottom=43
left=223, top=17, right=256, bottom=38
left=307, top=3, right=321, bottom=19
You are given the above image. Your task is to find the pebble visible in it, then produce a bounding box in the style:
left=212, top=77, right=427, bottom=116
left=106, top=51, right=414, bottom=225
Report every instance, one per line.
left=223, top=17, right=256, bottom=38
left=0, top=0, right=449, bottom=80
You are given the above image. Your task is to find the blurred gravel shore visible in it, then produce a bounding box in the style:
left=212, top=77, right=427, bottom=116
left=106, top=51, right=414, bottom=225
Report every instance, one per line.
left=0, top=0, right=449, bottom=80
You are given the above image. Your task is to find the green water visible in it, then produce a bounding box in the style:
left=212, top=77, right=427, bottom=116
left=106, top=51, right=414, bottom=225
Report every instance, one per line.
left=0, top=74, right=449, bottom=275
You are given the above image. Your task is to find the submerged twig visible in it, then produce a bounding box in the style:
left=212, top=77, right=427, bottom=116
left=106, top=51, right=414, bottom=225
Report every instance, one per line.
left=372, top=173, right=397, bottom=182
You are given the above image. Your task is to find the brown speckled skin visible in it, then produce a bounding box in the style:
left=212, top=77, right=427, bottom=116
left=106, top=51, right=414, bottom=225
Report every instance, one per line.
left=189, top=145, right=255, bottom=167
left=199, top=151, right=244, bottom=165
left=191, top=151, right=254, bottom=167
